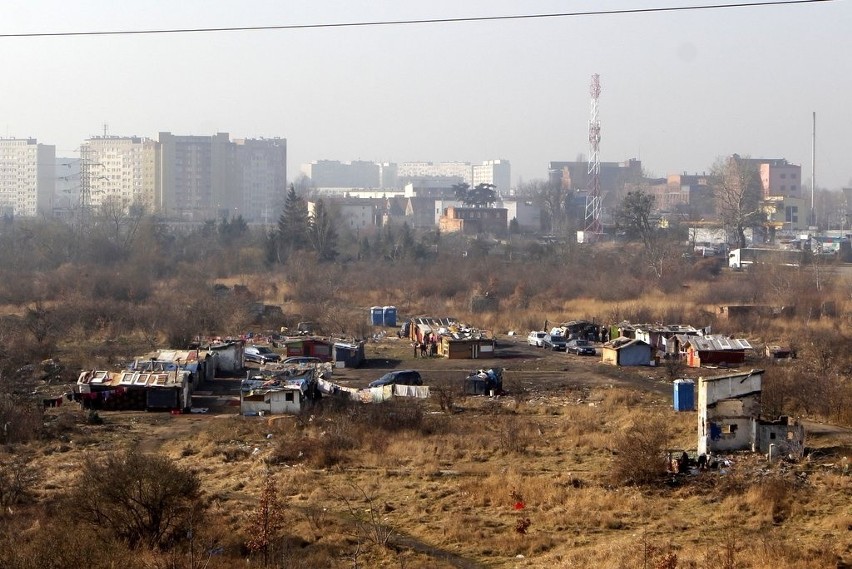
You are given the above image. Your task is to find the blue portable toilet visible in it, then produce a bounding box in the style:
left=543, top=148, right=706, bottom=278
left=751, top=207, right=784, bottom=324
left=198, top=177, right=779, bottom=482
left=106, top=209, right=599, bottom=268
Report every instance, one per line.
left=370, top=306, right=384, bottom=326
left=673, top=379, right=695, bottom=411
left=382, top=305, right=397, bottom=327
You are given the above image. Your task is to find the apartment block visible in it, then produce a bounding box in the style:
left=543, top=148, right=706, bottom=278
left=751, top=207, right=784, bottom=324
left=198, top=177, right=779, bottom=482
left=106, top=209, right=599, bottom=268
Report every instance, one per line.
left=472, top=159, right=511, bottom=194
left=759, top=159, right=802, bottom=199
left=0, top=138, right=55, bottom=217
left=234, top=138, right=287, bottom=223
left=301, top=160, right=382, bottom=189
left=80, top=136, right=159, bottom=213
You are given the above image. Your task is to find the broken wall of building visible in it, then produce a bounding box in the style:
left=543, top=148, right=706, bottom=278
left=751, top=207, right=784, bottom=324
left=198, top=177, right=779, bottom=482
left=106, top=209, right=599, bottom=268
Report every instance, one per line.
left=697, top=370, right=764, bottom=455
left=756, top=422, right=806, bottom=456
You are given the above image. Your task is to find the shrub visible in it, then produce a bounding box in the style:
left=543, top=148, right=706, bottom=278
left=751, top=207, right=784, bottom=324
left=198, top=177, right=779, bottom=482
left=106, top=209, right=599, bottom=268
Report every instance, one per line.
left=610, top=415, right=671, bottom=486
left=67, top=450, right=204, bottom=549
left=0, top=394, right=43, bottom=444
left=0, top=457, right=40, bottom=509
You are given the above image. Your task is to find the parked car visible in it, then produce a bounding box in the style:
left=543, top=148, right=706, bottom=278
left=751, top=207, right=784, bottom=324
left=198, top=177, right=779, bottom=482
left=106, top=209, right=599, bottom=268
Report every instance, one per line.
left=566, top=339, right=596, bottom=356
left=368, top=370, right=423, bottom=388
left=244, top=346, right=281, bottom=364
left=527, top=331, right=547, bottom=347
left=281, top=356, right=322, bottom=365
left=542, top=334, right=567, bottom=351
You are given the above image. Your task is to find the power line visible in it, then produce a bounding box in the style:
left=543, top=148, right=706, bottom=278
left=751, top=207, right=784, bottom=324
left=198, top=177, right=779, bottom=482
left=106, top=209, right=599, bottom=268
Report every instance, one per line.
left=0, top=0, right=834, bottom=39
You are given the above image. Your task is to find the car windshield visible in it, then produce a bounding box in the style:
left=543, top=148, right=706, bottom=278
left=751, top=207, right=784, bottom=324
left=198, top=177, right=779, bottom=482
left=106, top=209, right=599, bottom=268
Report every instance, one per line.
left=574, top=340, right=589, bottom=346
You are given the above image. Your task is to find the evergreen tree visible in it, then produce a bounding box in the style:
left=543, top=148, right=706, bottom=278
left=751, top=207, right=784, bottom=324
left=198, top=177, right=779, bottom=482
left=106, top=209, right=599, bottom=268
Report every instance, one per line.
left=274, top=184, right=309, bottom=263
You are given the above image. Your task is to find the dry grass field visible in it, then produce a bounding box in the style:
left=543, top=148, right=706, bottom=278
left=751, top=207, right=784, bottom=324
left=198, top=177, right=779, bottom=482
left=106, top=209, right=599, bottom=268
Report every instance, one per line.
left=4, top=336, right=850, bottom=569
left=1, top=223, right=851, bottom=568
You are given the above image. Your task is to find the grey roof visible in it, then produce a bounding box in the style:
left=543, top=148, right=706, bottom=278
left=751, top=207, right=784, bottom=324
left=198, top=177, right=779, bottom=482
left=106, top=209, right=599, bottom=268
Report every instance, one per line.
left=676, top=334, right=752, bottom=351
left=700, top=368, right=765, bottom=383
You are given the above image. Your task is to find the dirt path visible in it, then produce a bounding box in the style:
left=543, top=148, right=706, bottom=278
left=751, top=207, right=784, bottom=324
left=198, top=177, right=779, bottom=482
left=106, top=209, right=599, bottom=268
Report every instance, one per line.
left=390, top=532, right=486, bottom=569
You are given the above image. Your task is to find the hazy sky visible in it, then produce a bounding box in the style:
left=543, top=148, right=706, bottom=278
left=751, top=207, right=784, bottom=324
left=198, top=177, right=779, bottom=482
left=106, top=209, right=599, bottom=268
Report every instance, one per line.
left=2, top=0, right=849, bottom=190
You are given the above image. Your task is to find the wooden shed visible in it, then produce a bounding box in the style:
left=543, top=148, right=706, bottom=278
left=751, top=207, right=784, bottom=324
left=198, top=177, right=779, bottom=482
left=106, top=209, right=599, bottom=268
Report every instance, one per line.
left=440, top=337, right=496, bottom=359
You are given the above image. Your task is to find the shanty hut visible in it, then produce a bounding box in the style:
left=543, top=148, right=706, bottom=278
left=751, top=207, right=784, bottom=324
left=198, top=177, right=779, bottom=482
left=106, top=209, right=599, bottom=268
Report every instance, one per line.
left=601, top=337, right=652, bottom=366
left=440, top=336, right=496, bottom=359
left=676, top=335, right=752, bottom=368
left=283, top=338, right=333, bottom=362
left=240, top=385, right=304, bottom=416
left=333, top=341, right=365, bottom=368
left=76, top=368, right=194, bottom=412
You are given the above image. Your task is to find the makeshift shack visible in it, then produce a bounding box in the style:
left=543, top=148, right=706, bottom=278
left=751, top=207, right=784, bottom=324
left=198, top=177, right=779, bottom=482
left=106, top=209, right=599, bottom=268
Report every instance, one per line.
left=283, top=337, right=333, bottom=362
left=676, top=334, right=752, bottom=367
left=240, top=385, right=304, bottom=415
left=601, top=338, right=652, bottom=366
left=440, top=336, right=496, bottom=359
left=333, top=341, right=365, bottom=368
left=75, top=368, right=194, bottom=412
left=206, top=341, right=245, bottom=374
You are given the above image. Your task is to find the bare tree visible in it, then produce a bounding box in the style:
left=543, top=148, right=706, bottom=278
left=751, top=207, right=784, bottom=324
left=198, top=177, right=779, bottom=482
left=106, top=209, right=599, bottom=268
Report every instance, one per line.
left=711, top=155, right=763, bottom=249
left=246, top=472, right=285, bottom=567
left=68, top=450, right=203, bottom=549
left=520, top=179, right=569, bottom=234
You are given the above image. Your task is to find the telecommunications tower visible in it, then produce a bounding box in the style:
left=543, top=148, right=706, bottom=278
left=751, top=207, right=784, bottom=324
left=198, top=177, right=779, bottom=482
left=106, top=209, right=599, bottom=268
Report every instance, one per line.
left=584, top=74, right=602, bottom=234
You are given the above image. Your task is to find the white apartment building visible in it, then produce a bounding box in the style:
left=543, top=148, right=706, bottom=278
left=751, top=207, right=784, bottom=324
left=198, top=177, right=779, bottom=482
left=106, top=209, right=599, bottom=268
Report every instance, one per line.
left=80, top=136, right=159, bottom=213
left=397, top=162, right=472, bottom=185
left=0, top=138, right=55, bottom=217
left=472, top=159, right=511, bottom=194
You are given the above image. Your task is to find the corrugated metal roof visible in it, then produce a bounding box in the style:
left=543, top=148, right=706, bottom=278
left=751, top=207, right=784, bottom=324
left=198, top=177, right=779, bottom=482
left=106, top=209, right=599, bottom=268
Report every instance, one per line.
left=78, top=370, right=189, bottom=389
left=676, top=334, right=752, bottom=351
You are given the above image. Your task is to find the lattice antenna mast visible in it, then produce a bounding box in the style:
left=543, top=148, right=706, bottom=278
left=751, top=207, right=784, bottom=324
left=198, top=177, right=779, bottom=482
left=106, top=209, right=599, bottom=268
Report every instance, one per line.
left=585, top=74, right=602, bottom=233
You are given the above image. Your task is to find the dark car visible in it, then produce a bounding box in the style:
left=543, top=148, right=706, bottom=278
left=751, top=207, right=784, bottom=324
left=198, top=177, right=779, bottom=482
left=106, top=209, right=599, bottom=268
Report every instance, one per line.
left=542, top=334, right=567, bottom=351
left=566, top=339, right=596, bottom=356
left=244, top=346, right=281, bottom=364
left=368, top=370, right=423, bottom=388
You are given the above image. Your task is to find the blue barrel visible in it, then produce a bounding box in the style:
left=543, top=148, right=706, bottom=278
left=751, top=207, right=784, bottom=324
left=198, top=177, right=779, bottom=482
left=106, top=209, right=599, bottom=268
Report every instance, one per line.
left=673, top=379, right=695, bottom=411
left=370, top=306, right=383, bottom=326
left=382, top=305, right=397, bottom=327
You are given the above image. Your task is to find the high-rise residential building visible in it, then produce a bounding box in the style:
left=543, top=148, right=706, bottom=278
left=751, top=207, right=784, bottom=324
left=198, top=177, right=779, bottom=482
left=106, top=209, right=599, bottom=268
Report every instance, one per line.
left=233, top=137, right=287, bottom=223
left=472, top=159, right=511, bottom=194
left=80, top=136, right=159, bottom=213
left=0, top=138, right=55, bottom=217
left=159, top=132, right=286, bottom=222
left=159, top=132, right=234, bottom=220
left=378, top=162, right=398, bottom=189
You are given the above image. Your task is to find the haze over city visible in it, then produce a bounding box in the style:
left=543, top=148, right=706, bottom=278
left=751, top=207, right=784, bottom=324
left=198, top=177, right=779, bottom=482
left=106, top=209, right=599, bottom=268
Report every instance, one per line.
left=2, top=0, right=850, bottom=190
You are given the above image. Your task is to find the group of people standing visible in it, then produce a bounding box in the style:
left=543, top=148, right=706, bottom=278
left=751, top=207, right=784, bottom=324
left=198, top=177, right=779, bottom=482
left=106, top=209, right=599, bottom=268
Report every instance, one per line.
left=413, top=333, right=438, bottom=358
